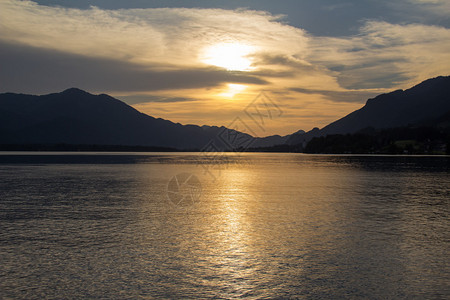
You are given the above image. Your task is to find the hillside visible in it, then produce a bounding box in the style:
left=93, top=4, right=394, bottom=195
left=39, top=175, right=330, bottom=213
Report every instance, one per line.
left=321, top=76, right=450, bottom=135
left=1, top=76, right=449, bottom=152
left=0, top=88, right=286, bottom=150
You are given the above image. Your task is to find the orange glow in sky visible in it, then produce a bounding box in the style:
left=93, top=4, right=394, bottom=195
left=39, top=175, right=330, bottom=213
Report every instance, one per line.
left=1, top=1, right=449, bottom=135
left=219, top=83, right=247, bottom=99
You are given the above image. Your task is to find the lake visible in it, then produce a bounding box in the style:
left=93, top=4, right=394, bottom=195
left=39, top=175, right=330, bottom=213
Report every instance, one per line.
left=0, top=152, right=449, bottom=299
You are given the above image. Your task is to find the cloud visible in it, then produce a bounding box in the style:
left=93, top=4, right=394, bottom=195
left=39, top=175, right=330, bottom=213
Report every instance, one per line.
left=307, top=21, right=450, bottom=90
left=0, top=41, right=266, bottom=94
left=290, top=88, right=378, bottom=103
left=1, top=0, right=449, bottom=134
left=0, top=0, right=307, bottom=67
left=1, top=0, right=449, bottom=95
left=118, top=95, right=199, bottom=105
left=407, top=0, right=450, bottom=15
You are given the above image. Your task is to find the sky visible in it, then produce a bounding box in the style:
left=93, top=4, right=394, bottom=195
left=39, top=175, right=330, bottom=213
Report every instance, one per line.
left=1, top=0, right=449, bottom=136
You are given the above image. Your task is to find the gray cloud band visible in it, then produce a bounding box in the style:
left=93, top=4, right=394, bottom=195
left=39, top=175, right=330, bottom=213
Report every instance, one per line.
left=0, top=41, right=267, bottom=94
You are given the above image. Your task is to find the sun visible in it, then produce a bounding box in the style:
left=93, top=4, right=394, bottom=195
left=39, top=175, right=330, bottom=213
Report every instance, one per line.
left=201, top=42, right=255, bottom=71
left=219, top=83, right=247, bottom=99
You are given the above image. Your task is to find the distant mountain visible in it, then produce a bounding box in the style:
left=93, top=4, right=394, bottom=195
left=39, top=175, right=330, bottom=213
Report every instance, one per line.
left=0, top=88, right=295, bottom=150
left=321, top=76, right=450, bottom=135
left=283, top=76, right=450, bottom=149
left=285, top=127, right=320, bottom=147
left=1, top=76, right=448, bottom=152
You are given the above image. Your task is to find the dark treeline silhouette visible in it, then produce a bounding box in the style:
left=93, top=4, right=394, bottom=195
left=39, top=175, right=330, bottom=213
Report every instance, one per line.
left=304, top=126, right=450, bottom=154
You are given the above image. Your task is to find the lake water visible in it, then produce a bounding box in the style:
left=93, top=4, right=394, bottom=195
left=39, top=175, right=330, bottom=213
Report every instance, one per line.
left=0, top=153, right=449, bottom=299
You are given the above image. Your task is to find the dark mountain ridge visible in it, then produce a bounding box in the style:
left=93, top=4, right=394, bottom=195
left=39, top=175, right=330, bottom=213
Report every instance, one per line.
left=1, top=76, right=448, bottom=152
left=0, top=88, right=292, bottom=150
left=321, top=76, right=450, bottom=135
left=286, top=76, right=450, bottom=147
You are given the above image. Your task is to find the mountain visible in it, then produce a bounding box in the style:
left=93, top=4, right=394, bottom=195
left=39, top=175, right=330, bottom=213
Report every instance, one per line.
left=283, top=76, right=450, bottom=149
left=321, top=76, right=450, bottom=135
left=1, top=76, right=448, bottom=152
left=289, top=76, right=450, bottom=154
left=285, top=127, right=320, bottom=147
left=0, top=88, right=296, bottom=150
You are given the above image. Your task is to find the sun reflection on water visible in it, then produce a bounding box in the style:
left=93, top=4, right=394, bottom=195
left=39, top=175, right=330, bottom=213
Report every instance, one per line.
left=9, top=154, right=446, bottom=298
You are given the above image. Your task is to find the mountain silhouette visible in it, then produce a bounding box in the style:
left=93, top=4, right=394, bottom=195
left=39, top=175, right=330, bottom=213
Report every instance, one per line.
left=0, top=88, right=291, bottom=150
left=321, top=76, right=450, bottom=135
left=1, top=76, right=448, bottom=151
left=286, top=76, right=450, bottom=147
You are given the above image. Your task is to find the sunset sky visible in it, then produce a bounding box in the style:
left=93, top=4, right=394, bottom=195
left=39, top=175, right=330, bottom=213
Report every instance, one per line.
left=1, top=0, right=449, bottom=135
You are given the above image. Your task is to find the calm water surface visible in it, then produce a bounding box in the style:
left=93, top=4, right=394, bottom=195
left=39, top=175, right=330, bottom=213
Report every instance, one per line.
left=0, top=153, right=449, bottom=299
